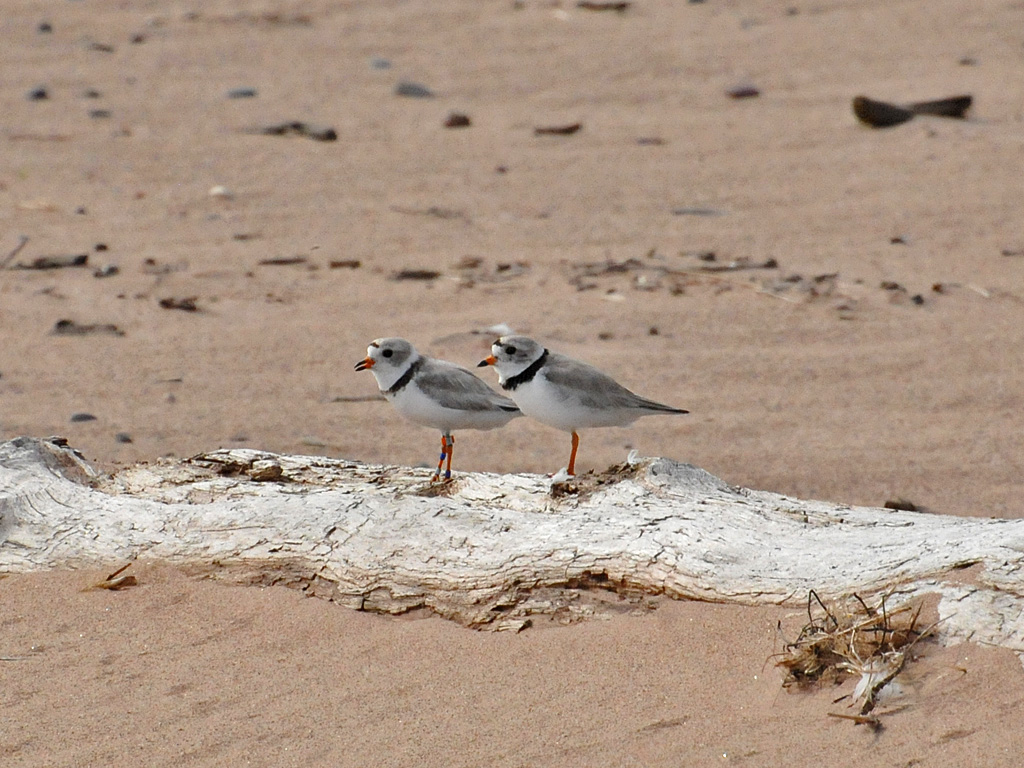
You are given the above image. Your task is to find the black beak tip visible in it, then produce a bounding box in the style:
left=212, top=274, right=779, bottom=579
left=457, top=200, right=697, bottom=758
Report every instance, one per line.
left=476, top=360, right=488, bottom=368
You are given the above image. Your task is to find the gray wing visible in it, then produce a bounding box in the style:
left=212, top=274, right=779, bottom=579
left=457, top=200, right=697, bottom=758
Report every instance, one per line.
left=417, top=358, right=521, bottom=413
left=543, top=353, right=687, bottom=413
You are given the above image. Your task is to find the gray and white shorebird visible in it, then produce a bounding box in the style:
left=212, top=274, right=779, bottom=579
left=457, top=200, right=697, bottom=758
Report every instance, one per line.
left=478, top=335, right=688, bottom=476
left=355, top=337, right=520, bottom=481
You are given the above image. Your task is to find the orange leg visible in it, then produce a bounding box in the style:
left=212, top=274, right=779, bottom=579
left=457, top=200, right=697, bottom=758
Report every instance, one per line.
left=445, top=434, right=454, bottom=479
left=567, top=431, right=579, bottom=476
left=432, top=434, right=449, bottom=482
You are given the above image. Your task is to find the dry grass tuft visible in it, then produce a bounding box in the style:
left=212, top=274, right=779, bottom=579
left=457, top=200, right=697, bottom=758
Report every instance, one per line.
left=775, top=590, right=938, bottom=723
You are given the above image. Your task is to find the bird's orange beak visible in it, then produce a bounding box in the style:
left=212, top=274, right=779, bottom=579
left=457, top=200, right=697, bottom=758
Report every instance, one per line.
left=477, top=355, right=497, bottom=368
left=354, top=356, right=374, bottom=371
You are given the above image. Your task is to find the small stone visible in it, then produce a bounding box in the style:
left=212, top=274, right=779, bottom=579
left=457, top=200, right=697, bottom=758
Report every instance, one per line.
left=88, top=109, right=112, bottom=119
left=370, top=57, right=392, bottom=70
left=727, top=84, right=760, bottom=99
left=27, top=86, right=49, bottom=101
left=95, top=243, right=108, bottom=251
left=158, top=297, right=199, bottom=312
left=70, top=412, right=98, bottom=423
left=534, top=123, right=582, bottom=136
left=93, top=264, right=119, bottom=278
left=208, top=185, right=233, bottom=199
left=395, top=81, right=434, bottom=98
left=82, top=88, right=102, bottom=99
left=115, top=432, right=133, bottom=443
left=38, top=21, right=53, bottom=33
left=227, top=87, right=257, bottom=99
left=444, top=112, right=471, bottom=128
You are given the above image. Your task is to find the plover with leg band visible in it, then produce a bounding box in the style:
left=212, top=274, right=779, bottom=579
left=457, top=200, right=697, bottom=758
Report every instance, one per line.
left=479, top=335, right=687, bottom=476
left=355, top=338, right=520, bottom=481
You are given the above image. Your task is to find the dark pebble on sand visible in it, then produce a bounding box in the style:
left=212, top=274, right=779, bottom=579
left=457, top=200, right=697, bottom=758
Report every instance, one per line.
left=158, top=297, right=199, bottom=312
left=391, top=269, right=441, bottom=281
left=89, top=109, right=112, bottom=119
left=27, top=86, right=49, bottom=101
left=577, top=1, right=631, bottom=11
left=395, top=81, right=434, bottom=98
left=38, top=21, right=53, bottom=33
left=727, top=85, right=760, bottom=99
left=82, top=88, right=102, bottom=99
left=534, top=123, right=582, bottom=136
left=115, top=432, right=133, bottom=444
left=256, top=121, right=337, bottom=142
left=370, top=57, right=392, bottom=70
left=52, top=319, right=125, bottom=337
left=227, top=87, right=258, bottom=99
left=93, top=264, right=119, bottom=278
left=70, top=413, right=98, bottom=423
left=444, top=112, right=471, bottom=128
left=14, top=253, right=88, bottom=270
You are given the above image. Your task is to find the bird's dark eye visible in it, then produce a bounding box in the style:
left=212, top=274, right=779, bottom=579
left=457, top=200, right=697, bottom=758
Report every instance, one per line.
left=382, top=349, right=393, bottom=358
left=505, top=346, right=517, bottom=355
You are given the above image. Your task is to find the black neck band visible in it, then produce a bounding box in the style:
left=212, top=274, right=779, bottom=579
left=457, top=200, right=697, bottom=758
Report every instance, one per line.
left=502, top=350, right=548, bottom=391
left=385, top=358, right=422, bottom=394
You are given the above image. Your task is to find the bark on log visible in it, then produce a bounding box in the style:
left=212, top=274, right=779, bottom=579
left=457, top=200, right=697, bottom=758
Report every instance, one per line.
left=1, top=436, right=1023, bottom=649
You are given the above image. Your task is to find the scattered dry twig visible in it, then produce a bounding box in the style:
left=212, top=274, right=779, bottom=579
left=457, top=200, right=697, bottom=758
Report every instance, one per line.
left=86, top=562, right=138, bottom=591
left=0, top=235, right=29, bottom=270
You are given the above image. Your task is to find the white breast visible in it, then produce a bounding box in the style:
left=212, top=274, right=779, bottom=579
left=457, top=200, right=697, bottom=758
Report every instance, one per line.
left=506, top=376, right=582, bottom=432
left=389, top=381, right=516, bottom=432
left=509, top=373, right=643, bottom=431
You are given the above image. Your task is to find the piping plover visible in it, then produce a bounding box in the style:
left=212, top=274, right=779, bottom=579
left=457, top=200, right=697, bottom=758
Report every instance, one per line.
left=355, top=337, right=520, bottom=481
left=478, top=335, right=688, bottom=475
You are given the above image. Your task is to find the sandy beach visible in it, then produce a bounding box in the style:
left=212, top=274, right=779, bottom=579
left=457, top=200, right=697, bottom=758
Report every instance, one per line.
left=3, top=0, right=1024, bottom=765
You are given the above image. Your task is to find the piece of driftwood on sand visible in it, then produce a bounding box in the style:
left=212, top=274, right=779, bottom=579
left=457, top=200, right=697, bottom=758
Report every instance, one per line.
left=0, top=437, right=1022, bottom=653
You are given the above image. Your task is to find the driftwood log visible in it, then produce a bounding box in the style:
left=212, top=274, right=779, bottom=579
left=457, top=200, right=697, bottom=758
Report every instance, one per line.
left=1, top=436, right=1023, bottom=650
